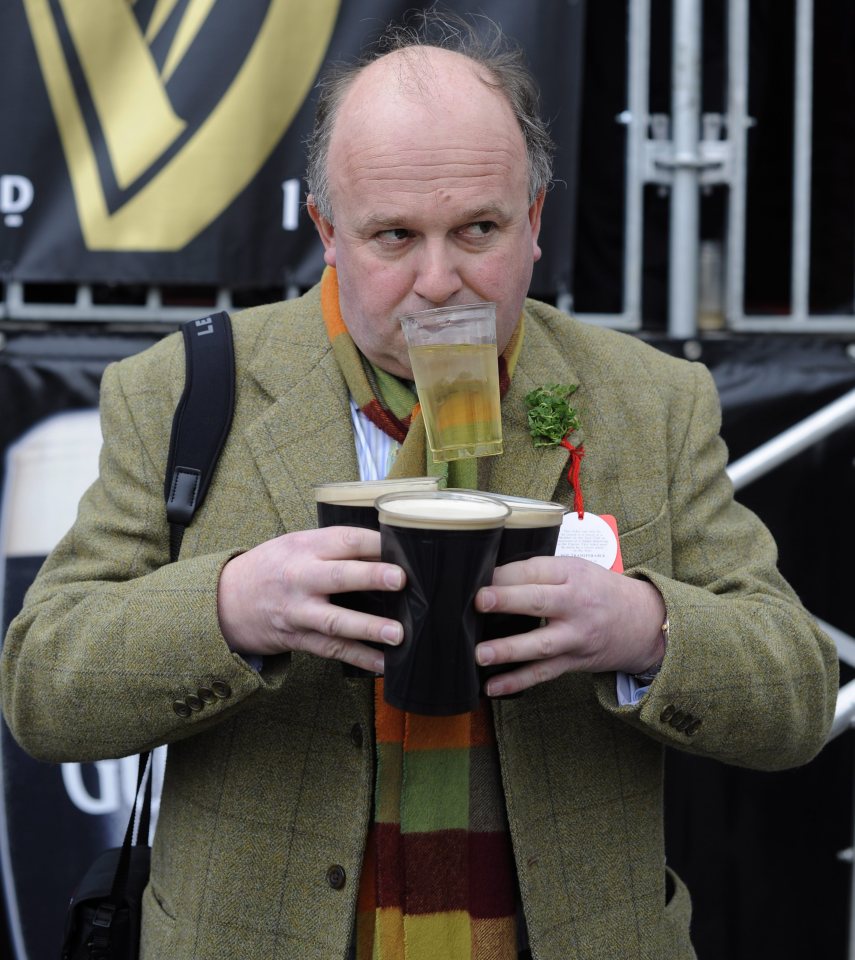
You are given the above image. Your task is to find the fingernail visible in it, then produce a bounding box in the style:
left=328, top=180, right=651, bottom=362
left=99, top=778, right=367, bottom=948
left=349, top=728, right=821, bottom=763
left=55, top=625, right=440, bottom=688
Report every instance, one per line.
left=381, top=624, right=403, bottom=645
left=372, top=656, right=385, bottom=674
left=384, top=569, right=403, bottom=590
left=487, top=680, right=506, bottom=697
left=477, top=645, right=494, bottom=666
left=479, top=589, right=496, bottom=612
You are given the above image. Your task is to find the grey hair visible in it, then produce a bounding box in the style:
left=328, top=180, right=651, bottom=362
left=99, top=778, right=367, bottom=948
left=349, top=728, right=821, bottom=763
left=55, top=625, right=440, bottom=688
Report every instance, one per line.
left=305, top=9, right=555, bottom=222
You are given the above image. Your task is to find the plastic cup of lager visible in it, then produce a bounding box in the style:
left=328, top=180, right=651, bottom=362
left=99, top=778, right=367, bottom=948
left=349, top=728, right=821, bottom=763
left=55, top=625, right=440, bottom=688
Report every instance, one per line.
left=475, top=494, right=567, bottom=696
left=377, top=491, right=510, bottom=715
left=314, top=477, right=439, bottom=678
left=399, top=302, right=502, bottom=462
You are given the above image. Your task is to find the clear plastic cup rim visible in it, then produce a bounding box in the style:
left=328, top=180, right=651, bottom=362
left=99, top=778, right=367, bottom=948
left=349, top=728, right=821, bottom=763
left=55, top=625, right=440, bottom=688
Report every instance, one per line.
left=399, top=301, right=497, bottom=329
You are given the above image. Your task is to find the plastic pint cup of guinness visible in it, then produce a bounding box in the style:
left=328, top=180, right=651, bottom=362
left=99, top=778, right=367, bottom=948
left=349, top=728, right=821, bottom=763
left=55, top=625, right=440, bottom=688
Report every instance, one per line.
left=315, top=477, right=440, bottom=531
left=314, top=478, right=439, bottom=678
left=377, top=491, right=510, bottom=715
left=476, top=494, right=567, bottom=695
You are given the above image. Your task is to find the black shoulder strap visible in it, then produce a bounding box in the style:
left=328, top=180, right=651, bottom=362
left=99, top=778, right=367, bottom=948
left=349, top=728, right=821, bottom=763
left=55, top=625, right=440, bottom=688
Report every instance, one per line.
left=164, top=311, right=235, bottom=562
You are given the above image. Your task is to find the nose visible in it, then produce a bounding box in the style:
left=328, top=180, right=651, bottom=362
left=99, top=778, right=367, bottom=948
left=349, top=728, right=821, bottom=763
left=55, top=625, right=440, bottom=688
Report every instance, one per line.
left=412, top=239, right=463, bottom=306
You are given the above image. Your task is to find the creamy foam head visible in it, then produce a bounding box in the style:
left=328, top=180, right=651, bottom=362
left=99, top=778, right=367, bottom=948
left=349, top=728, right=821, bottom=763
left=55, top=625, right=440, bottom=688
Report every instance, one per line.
left=377, top=492, right=510, bottom=530
left=445, top=490, right=566, bottom=528
left=315, top=477, right=438, bottom=507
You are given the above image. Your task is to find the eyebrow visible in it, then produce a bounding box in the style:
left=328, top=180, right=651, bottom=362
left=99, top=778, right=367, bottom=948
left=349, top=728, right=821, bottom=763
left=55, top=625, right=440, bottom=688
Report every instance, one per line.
left=355, top=205, right=511, bottom=234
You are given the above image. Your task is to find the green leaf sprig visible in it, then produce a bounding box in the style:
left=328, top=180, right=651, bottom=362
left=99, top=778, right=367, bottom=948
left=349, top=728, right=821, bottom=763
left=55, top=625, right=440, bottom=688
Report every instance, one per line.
left=524, top=384, right=580, bottom=447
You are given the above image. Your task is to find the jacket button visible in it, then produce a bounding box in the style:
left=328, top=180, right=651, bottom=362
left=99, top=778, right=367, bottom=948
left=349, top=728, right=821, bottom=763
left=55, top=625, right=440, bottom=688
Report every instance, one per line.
left=173, top=700, right=192, bottom=718
left=660, top=705, right=676, bottom=723
left=211, top=680, right=232, bottom=699
left=198, top=687, right=216, bottom=704
left=185, top=694, right=204, bottom=712
left=674, top=714, right=693, bottom=732
left=327, top=865, right=346, bottom=890
left=350, top=723, right=363, bottom=748
left=686, top=719, right=702, bottom=736
left=669, top=710, right=685, bottom=728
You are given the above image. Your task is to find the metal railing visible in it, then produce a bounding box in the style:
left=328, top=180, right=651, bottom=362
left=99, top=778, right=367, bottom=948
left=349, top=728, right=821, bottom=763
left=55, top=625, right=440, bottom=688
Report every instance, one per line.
left=575, top=0, right=855, bottom=335
left=725, top=384, right=855, bottom=957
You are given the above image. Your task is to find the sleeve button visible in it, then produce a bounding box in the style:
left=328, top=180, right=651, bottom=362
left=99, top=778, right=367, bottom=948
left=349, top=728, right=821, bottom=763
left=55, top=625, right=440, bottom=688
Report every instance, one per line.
left=185, top=694, right=204, bottom=712
left=660, top=705, right=676, bottom=723
left=211, top=680, right=232, bottom=699
left=173, top=700, right=192, bottom=718
left=198, top=687, right=216, bottom=703
left=669, top=710, right=686, bottom=728
left=326, top=865, right=346, bottom=890
left=686, top=719, right=702, bottom=736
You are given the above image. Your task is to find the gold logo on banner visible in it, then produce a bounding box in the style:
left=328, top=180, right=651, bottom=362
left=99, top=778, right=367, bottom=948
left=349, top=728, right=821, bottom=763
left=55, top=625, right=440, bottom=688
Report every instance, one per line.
left=22, top=0, right=340, bottom=250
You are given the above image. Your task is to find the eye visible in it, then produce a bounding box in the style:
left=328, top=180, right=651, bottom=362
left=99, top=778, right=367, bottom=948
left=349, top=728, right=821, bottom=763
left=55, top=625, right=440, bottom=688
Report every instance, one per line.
left=459, top=221, right=497, bottom=239
left=375, top=228, right=411, bottom=244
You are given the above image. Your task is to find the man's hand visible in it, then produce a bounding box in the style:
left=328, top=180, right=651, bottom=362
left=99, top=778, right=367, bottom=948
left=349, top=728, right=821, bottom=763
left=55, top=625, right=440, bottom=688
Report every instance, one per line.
left=217, top=526, right=405, bottom=672
left=474, top=556, right=666, bottom=696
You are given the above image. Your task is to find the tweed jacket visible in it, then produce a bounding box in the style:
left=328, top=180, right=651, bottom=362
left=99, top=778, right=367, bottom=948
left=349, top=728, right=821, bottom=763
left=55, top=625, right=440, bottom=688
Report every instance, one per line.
left=1, top=285, right=837, bottom=960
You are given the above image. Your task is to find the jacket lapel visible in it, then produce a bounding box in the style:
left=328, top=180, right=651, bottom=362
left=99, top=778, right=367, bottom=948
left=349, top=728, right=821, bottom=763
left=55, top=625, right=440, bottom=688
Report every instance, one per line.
left=482, top=308, right=583, bottom=505
left=243, top=298, right=360, bottom=533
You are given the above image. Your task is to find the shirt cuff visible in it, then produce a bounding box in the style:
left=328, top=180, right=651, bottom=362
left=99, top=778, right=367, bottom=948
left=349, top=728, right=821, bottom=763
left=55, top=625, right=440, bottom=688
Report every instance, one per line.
left=616, top=671, right=650, bottom=706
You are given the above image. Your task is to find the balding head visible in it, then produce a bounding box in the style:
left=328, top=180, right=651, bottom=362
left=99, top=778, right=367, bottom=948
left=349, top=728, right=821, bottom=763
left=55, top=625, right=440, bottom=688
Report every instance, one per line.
left=306, top=13, right=553, bottom=223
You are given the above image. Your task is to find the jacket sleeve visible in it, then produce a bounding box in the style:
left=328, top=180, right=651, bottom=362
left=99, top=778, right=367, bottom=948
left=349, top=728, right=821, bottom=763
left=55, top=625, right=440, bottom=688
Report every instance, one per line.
left=594, top=361, right=838, bottom=770
left=1, top=345, right=291, bottom=764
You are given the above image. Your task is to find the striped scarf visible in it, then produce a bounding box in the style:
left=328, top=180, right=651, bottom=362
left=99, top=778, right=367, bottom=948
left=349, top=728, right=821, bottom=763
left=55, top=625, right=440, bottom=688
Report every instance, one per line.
left=320, top=268, right=522, bottom=960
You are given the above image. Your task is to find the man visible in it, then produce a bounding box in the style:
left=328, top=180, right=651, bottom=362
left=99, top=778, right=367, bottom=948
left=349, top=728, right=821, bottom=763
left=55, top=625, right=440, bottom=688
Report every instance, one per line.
left=0, top=14, right=837, bottom=960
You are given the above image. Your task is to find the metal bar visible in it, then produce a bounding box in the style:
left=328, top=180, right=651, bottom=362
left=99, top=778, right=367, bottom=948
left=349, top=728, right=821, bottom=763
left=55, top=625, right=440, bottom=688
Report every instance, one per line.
left=667, top=0, right=702, bottom=337
left=829, top=679, right=855, bottom=742
left=574, top=312, right=641, bottom=330
left=622, top=0, right=650, bottom=332
left=791, top=0, right=814, bottom=322
left=730, top=314, right=855, bottom=333
left=725, top=0, right=750, bottom=328
left=726, top=385, right=855, bottom=490
left=815, top=618, right=855, bottom=670
left=849, top=738, right=855, bottom=960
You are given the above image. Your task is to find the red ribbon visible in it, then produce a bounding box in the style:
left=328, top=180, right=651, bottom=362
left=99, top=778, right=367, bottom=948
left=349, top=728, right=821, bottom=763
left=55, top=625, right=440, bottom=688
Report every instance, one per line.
left=560, top=437, right=585, bottom=518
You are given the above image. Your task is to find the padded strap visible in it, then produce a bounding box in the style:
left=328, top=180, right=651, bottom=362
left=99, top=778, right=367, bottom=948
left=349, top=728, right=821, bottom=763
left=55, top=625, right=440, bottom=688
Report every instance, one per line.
left=165, top=311, right=235, bottom=560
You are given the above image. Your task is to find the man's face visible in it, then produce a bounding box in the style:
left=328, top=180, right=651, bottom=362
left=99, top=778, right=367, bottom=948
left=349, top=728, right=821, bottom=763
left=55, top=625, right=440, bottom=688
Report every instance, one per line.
left=308, top=49, right=544, bottom=379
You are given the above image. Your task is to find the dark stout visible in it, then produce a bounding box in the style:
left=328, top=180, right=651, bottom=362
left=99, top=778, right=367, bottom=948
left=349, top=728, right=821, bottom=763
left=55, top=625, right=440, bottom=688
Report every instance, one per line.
left=377, top=492, right=509, bottom=715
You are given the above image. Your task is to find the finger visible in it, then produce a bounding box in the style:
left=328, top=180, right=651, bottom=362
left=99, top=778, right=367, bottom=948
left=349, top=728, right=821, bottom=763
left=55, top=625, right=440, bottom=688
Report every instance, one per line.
left=476, top=623, right=581, bottom=668
left=482, top=654, right=575, bottom=697
left=476, top=581, right=563, bottom=619
left=303, top=558, right=406, bottom=597
left=290, top=630, right=387, bottom=673
left=489, top=555, right=577, bottom=588
left=300, top=599, right=404, bottom=647
left=315, top=525, right=382, bottom=560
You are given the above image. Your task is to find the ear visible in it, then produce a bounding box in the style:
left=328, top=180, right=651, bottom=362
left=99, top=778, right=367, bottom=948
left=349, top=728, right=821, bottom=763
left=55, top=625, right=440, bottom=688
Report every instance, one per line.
left=307, top=195, right=337, bottom=267
left=528, top=189, right=546, bottom=263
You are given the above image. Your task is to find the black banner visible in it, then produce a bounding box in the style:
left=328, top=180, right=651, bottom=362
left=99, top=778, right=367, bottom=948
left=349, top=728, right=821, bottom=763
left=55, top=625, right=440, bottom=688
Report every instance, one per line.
left=0, top=0, right=585, bottom=295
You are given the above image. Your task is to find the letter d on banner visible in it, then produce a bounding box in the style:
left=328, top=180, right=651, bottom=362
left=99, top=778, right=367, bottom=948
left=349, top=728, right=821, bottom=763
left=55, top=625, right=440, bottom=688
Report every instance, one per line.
left=0, top=411, right=164, bottom=960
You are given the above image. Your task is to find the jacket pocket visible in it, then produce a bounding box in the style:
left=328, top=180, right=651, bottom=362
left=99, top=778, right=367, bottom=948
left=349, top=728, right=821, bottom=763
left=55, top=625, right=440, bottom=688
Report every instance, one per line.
left=661, top=866, right=697, bottom=959
left=619, top=500, right=672, bottom=574
left=141, top=883, right=178, bottom=959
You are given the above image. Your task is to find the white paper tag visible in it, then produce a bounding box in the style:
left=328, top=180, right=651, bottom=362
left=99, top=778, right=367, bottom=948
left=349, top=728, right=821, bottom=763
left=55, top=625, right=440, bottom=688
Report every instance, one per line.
left=555, top=512, right=619, bottom=569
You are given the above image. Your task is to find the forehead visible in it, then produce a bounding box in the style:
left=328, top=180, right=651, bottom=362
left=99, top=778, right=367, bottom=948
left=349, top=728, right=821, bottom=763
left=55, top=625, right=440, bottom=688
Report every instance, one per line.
left=327, top=47, right=528, bottom=206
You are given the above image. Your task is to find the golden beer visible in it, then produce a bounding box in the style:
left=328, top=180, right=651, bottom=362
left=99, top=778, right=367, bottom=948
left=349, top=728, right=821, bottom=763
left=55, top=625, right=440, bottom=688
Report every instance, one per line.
left=408, top=342, right=502, bottom=461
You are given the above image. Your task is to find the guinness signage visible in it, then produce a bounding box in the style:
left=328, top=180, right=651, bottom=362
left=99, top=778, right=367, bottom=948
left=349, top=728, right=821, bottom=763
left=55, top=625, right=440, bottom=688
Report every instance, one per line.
left=22, top=0, right=338, bottom=251
left=0, top=0, right=582, bottom=320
